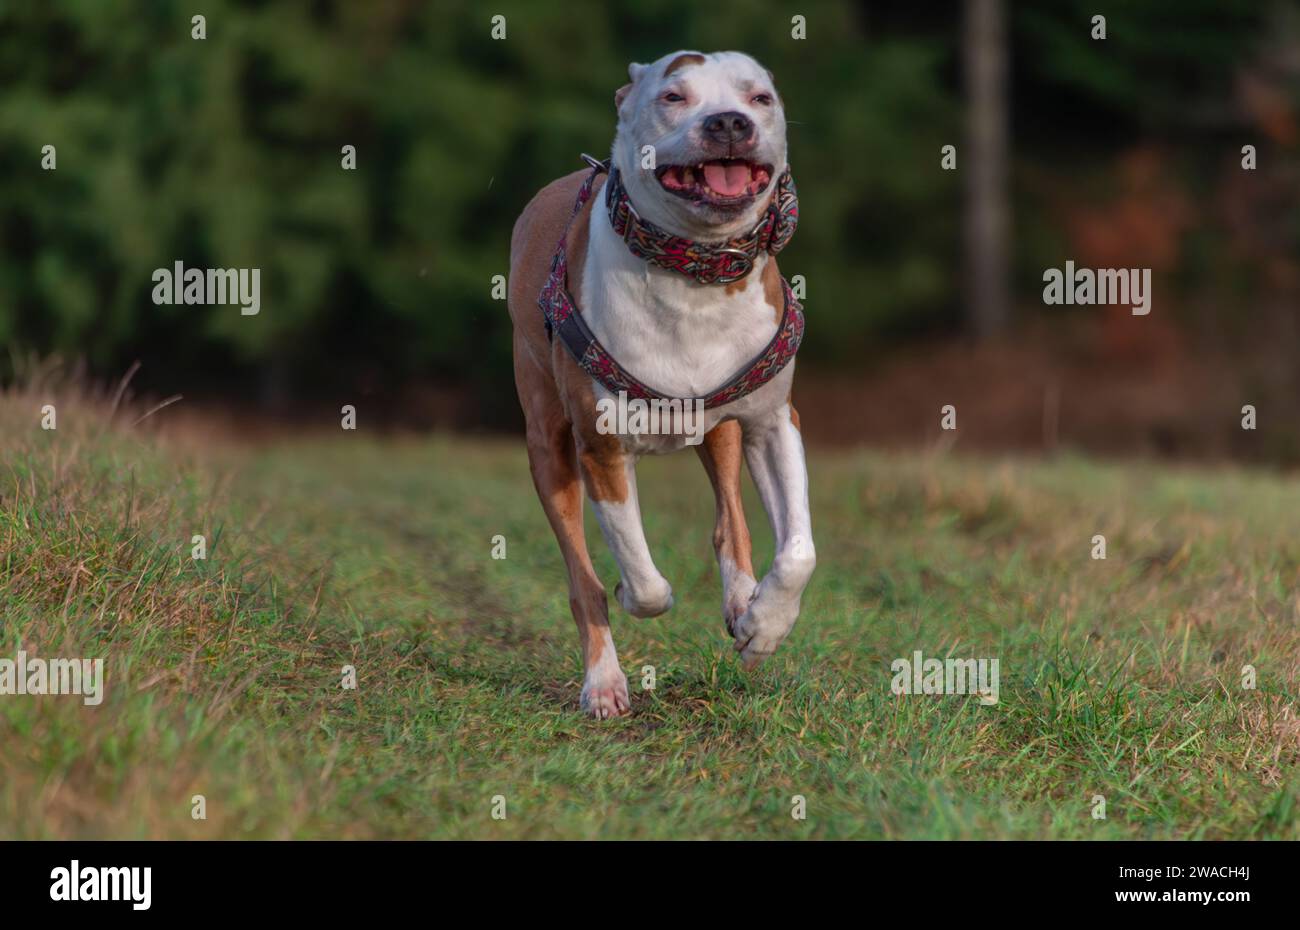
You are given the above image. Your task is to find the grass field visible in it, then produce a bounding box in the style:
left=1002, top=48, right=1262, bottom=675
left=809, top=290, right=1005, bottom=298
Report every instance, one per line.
left=2, top=387, right=1298, bottom=839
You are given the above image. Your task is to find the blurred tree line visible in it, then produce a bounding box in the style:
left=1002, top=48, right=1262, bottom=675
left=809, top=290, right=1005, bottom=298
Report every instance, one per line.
left=0, top=0, right=1293, bottom=426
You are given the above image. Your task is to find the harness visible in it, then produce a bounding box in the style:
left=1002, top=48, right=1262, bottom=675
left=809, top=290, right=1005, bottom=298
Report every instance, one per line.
left=537, top=155, right=804, bottom=410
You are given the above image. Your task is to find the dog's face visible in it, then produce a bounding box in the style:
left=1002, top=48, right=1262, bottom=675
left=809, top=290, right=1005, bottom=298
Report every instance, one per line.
left=611, top=50, right=787, bottom=242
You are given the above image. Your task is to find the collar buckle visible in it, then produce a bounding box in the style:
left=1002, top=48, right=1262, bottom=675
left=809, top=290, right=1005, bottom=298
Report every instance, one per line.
left=713, top=247, right=755, bottom=285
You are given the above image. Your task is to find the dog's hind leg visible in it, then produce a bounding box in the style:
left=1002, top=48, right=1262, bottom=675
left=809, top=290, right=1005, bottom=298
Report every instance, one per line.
left=695, top=420, right=758, bottom=635
left=516, top=341, right=629, bottom=719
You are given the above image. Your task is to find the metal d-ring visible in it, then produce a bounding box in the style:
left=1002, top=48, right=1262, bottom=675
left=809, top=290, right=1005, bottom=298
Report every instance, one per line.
left=714, top=247, right=755, bottom=284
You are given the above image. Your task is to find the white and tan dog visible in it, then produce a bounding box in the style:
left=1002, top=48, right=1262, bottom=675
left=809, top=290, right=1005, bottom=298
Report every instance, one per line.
left=508, top=50, right=815, bottom=718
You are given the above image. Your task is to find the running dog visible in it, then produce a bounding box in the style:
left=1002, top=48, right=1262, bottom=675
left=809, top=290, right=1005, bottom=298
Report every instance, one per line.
left=507, top=50, right=814, bottom=718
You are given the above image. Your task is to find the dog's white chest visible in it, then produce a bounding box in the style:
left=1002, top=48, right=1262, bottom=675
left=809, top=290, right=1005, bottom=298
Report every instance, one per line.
left=579, top=205, right=780, bottom=416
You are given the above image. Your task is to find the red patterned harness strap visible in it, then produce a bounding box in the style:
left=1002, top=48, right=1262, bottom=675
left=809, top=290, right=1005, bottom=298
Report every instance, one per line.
left=537, top=156, right=804, bottom=411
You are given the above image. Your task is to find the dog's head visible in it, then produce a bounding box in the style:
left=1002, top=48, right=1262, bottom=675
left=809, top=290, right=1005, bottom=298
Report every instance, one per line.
left=611, top=50, right=787, bottom=242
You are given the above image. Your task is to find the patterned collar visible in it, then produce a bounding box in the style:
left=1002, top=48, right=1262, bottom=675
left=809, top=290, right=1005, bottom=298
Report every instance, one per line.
left=600, top=156, right=799, bottom=285
left=537, top=156, right=804, bottom=411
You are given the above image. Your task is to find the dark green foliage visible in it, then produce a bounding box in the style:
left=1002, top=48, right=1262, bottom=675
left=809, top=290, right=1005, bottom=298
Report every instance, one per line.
left=0, top=1, right=1285, bottom=404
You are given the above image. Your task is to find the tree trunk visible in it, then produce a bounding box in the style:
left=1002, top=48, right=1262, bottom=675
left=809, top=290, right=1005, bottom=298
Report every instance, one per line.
left=964, top=0, right=1011, bottom=339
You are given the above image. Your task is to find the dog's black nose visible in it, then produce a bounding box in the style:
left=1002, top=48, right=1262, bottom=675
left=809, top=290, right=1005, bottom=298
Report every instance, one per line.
left=702, top=111, right=754, bottom=144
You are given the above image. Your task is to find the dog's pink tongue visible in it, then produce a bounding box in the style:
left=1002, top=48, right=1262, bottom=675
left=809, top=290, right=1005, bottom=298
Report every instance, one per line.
left=703, top=162, right=750, bottom=196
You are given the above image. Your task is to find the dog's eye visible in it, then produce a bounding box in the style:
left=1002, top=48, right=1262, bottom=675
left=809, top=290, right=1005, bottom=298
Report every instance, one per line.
left=662, top=92, right=686, bottom=103
left=752, top=93, right=773, bottom=106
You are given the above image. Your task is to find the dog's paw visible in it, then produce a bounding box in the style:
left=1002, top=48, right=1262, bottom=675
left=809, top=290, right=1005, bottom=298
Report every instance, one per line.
left=733, top=623, right=782, bottom=670
left=615, top=577, right=674, bottom=618
left=722, top=573, right=758, bottom=637
left=730, top=582, right=801, bottom=670
left=580, top=667, right=631, bottom=720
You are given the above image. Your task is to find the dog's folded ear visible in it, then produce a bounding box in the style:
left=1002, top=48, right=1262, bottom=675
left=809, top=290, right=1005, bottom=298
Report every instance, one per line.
left=615, top=62, right=647, bottom=111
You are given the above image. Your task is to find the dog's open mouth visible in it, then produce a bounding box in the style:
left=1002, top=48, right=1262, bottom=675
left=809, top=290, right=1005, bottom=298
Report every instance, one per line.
left=655, top=159, right=773, bottom=206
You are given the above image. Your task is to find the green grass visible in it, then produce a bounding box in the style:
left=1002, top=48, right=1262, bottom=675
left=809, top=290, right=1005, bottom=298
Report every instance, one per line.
left=2, top=387, right=1298, bottom=839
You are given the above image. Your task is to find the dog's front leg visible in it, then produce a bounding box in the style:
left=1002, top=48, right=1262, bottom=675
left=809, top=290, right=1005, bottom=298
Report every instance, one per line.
left=733, top=402, right=816, bottom=668
left=576, top=436, right=675, bottom=619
